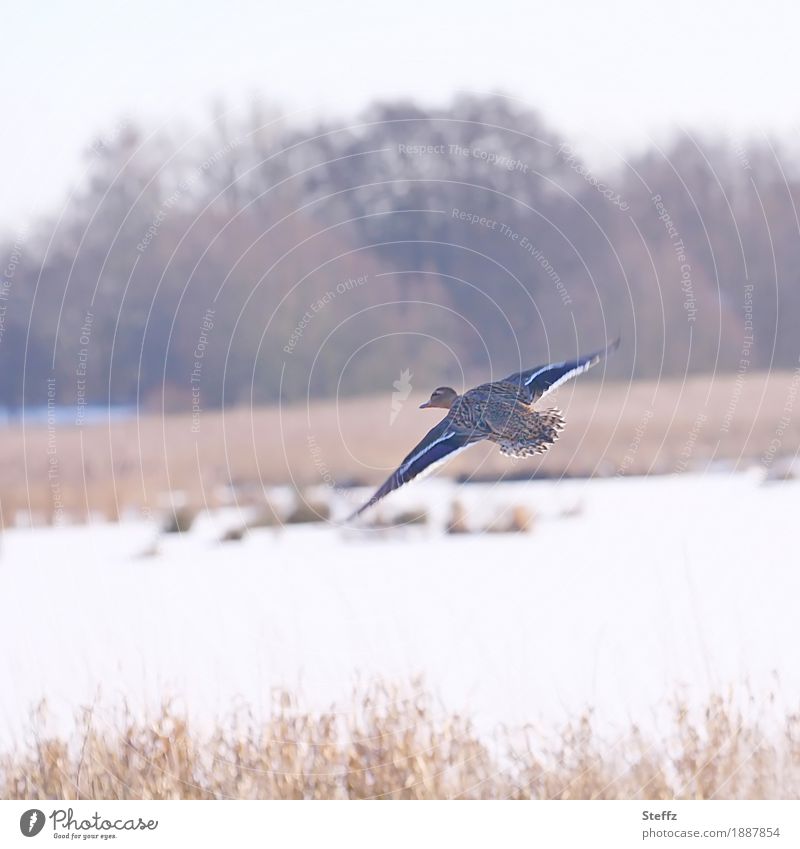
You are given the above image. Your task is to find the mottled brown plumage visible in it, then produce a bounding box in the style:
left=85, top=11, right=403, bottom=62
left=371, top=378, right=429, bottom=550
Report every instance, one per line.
left=446, top=382, right=566, bottom=457
left=489, top=406, right=566, bottom=458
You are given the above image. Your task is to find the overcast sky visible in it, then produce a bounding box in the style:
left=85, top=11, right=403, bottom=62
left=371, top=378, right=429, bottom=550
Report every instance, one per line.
left=2, top=0, right=798, bottom=233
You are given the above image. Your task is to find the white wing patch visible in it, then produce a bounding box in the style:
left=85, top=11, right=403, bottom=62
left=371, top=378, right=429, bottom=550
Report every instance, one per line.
left=396, top=430, right=457, bottom=478
left=411, top=443, right=472, bottom=482
left=537, top=358, right=598, bottom=400
left=523, top=363, right=562, bottom=386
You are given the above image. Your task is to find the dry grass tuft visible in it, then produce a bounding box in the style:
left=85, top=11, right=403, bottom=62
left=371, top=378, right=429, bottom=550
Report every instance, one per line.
left=485, top=505, right=536, bottom=533
left=286, top=495, right=330, bottom=524
left=248, top=502, right=283, bottom=528
left=446, top=501, right=470, bottom=534
left=162, top=506, right=198, bottom=534
left=2, top=684, right=799, bottom=800
left=219, top=525, right=247, bottom=543
left=388, top=509, right=428, bottom=527
left=447, top=501, right=536, bottom=534
left=361, top=508, right=429, bottom=529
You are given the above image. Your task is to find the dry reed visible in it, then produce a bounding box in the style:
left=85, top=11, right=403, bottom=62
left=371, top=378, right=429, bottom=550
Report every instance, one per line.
left=2, top=682, right=799, bottom=800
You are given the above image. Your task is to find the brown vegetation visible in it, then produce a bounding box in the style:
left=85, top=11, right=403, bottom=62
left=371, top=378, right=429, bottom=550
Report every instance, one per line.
left=2, top=683, right=798, bottom=800
left=1, top=370, right=796, bottom=525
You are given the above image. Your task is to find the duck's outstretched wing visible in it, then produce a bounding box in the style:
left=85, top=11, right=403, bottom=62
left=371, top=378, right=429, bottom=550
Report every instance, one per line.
left=505, top=338, right=620, bottom=404
left=348, top=418, right=481, bottom=520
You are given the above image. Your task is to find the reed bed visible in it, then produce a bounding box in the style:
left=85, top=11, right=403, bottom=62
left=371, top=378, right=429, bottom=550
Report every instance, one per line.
left=3, top=682, right=799, bottom=800
left=3, top=371, right=798, bottom=525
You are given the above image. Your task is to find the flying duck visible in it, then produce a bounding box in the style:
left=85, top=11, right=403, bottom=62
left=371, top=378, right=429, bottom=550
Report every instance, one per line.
left=349, top=339, right=619, bottom=519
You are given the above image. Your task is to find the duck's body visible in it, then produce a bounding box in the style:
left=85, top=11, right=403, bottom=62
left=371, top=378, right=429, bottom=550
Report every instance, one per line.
left=444, top=381, right=566, bottom=458
left=349, top=339, right=619, bottom=519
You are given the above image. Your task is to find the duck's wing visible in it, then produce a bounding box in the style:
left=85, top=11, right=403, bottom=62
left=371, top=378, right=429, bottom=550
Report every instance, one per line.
left=505, top=338, right=620, bottom=404
left=348, top=418, right=482, bottom=520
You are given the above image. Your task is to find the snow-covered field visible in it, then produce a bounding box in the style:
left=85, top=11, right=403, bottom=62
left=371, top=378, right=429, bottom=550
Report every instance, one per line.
left=1, top=472, right=798, bottom=746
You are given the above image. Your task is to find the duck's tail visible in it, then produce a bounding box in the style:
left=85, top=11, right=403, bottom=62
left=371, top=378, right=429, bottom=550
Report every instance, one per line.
left=491, top=407, right=566, bottom=458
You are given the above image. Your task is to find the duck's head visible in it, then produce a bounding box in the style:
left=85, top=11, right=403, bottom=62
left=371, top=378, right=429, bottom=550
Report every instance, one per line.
left=420, top=386, right=458, bottom=410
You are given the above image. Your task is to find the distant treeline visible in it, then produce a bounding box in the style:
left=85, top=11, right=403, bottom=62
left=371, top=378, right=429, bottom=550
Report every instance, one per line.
left=1, top=94, right=798, bottom=413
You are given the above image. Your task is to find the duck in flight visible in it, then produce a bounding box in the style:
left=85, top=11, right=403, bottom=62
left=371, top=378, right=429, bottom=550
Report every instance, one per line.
left=349, top=339, right=619, bottom=519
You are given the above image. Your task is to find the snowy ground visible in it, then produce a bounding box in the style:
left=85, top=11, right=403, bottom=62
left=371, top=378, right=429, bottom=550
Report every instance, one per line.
left=1, top=472, right=798, bottom=746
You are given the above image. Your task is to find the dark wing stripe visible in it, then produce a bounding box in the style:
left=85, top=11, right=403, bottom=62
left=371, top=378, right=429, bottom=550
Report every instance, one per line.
left=349, top=424, right=474, bottom=519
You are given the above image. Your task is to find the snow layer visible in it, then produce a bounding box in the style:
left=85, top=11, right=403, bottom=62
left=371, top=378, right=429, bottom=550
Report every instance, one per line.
left=1, top=473, right=798, bottom=744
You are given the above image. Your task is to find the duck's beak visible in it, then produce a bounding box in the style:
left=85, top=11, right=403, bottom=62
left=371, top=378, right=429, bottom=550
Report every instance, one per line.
left=419, top=400, right=431, bottom=409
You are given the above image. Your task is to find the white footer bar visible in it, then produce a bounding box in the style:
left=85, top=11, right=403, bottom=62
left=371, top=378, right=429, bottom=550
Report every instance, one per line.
left=1, top=800, right=797, bottom=848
